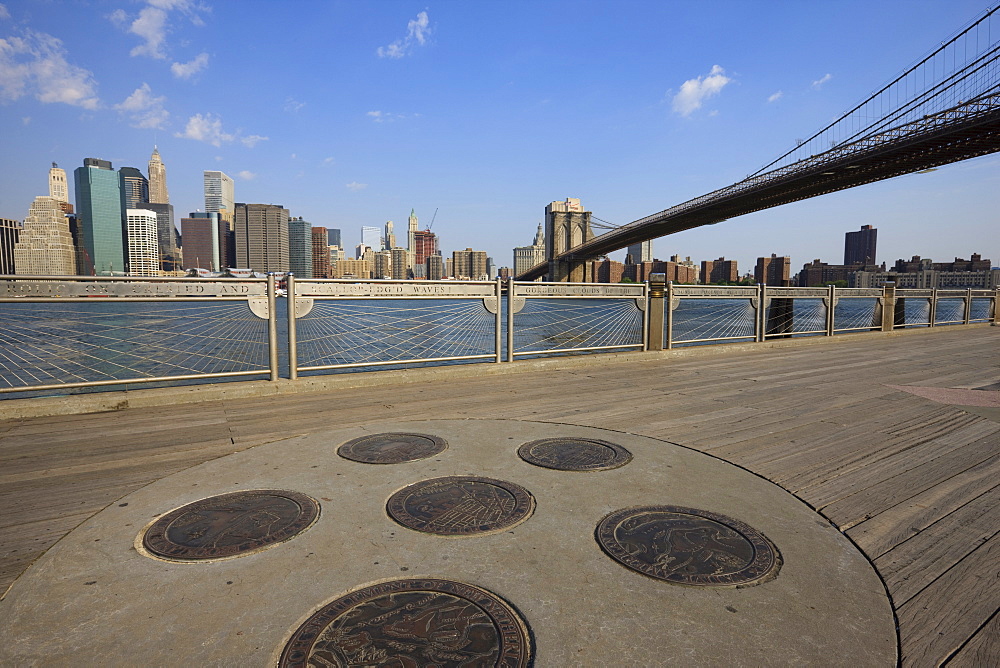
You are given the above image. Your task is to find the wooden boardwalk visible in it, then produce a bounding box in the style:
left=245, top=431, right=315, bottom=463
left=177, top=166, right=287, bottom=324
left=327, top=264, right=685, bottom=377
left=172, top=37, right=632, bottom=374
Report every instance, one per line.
left=1, top=326, right=997, bottom=666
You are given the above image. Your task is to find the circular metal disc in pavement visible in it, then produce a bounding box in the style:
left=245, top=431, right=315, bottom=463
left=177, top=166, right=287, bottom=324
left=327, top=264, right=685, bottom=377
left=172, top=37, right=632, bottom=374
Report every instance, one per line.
left=386, top=476, right=535, bottom=536
left=517, top=437, right=632, bottom=471
left=337, top=432, right=448, bottom=464
left=597, top=505, right=781, bottom=587
left=278, top=578, right=531, bottom=667
left=140, top=489, right=320, bottom=561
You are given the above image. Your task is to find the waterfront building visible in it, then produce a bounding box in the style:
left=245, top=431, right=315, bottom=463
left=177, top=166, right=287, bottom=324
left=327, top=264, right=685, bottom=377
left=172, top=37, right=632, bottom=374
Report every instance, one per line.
left=312, top=227, right=330, bottom=278
left=48, top=163, right=69, bottom=204
left=701, top=257, right=738, bottom=284
left=626, top=240, right=653, bottom=265
left=413, top=229, right=438, bottom=266
left=74, top=158, right=124, bottom=275
left=144, top=202, right=181, bottom=272
left=13, top=196, right=76, bottom=275
left=373, top=249, right=392, bottom=279
left=755, top=254, right=791, bottom=285
left=844, top=225, right=877, bottom=266
left=234, top=203, right=290, bottom=272
left=328, top=245, right=344, bottom=272
left=287, top=217, right=313, bottom=278
left=390, top=247, right=409, bottom=280
left=891, top=254, right=991, bottom=273
left=332, top=258, right=371, bottom=279
left=853, top=267, right=1000, bottom=289
left=119, top=167, right=149, bottom=209
left=181, top=212, right=220, bottom=271
left=452, top=248, right=488, bottom=280
left=361, top=226, right=382, bottom=252
left=486, top=257, right=496, bottom=280
left=327, top=228, right=342, bottom=248
left=204, top=171, right=235, bottom=227
left=147, top=147, right=169, bottom=204
left=498, top=266, right=511, bottom=281
left=0, top=218, right=19, bottom=274
left=445, top=257, right=454, bottom=278
left=384, top=221, right=396, bottom=251
left=514, top=223, right=545, bottom=277
left=591, top=258, right=625, bottom=283
left=426, top=254, right=444, bottom=280
left=797, top=259, right=857, bottom=286
left=125, top=209, right=160, bottom=277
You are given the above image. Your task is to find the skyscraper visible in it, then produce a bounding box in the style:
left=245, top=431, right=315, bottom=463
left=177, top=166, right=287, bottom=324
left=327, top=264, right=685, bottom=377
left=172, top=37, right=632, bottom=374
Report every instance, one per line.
left=312, top=227, right=330, bottom=278
left=288, top=216, right=313, bottom=278
left=234, top=203, right=289, bottom=272
left=390, top=247, right=409, bottom=280
left=327, top=228, right=342, bottom=248
left=844, top=225, right=877, bottom=266
left=701, top=257, right=739, bottom=284
left=361, top=226, right=382, bottom=251
left=407, top=209, right=418, bottom=268
left=145, top=202, right=181, bottom=272
left=754, top=254, right=791, bottom=285
left=0, top=218, right=19, bottom=274
left=147, top=147, right=169, bottom=204
left=452, top=248, right=488, bottom=280
left=204, top=171, right=235, bottom=226
left=181, top=212, right=220, bottom=271
left=626, top=240, right=653, bottom=264
left=426, top=254, right=444, bottom=280
left=384, top=220, right=397, bottom=250
left=13, top=196, right=76, bottom=275
left=74, top=158, right=124, bottom=275
left=514, top=223, right=546, bottom=277
left=48, top=163, right=68, bottom=204
left=125, top=209, right=160, bottom=277
left=118, top=167, right=149, bottom=209
left=413, top=229, right=438, bottom=266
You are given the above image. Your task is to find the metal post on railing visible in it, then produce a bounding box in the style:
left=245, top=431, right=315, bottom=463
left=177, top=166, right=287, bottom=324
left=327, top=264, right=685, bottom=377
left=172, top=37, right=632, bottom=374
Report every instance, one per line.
left=495, top=278, right=503, bottom=363
left=826, top=284, right=836, bottom=336
left=993, top=288, right=1000, bottom=326
left=287, top=273, right=298, bottom=380
left=665, top=281, right=675, bottom=349
left=929, top=287, right=938, bottom=327
left=506, top=278, right=515, bottom=363
left=647, top=274, right=665, bottom=351
left=756, top=284, right=766, bottom=342
left=881, top=282, right=896, bottom=332
left=267, top=273, right=279, bottom=381
left=963, top=287, right=972, bottom=325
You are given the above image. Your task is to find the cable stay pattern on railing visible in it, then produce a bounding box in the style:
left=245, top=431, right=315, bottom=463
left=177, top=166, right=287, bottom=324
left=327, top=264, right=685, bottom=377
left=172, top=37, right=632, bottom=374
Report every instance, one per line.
left=296, top=299, right=496, bottom=368
left=0, top=302, right=269, bottom=389
left=671, top=300, right=756, bottom=343
left=834, top=298, right=880, bottom=331
left=766, top=299, right=827, bottom=336
left=512, top=299, right=643, bottom=353
left=934, top=297, right=968, bottom=324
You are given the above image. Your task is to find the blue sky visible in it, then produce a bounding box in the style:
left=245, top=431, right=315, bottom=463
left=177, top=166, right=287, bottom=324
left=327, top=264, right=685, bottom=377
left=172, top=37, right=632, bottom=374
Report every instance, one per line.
left=0, top=0, right=996, bottom=273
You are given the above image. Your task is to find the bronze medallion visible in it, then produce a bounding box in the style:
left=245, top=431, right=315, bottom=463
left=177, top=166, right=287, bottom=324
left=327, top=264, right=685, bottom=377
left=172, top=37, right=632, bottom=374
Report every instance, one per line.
left=387, top=476, right=535, bottom=536
left=517, top=437, right=632, bottom=471
left=278, top=578, right=531, bottom=668
left=338, top=432, right=448, bottom=464
left=141, top=489, right=319, bottom=561
left=596, top=505, right=781, bottom=587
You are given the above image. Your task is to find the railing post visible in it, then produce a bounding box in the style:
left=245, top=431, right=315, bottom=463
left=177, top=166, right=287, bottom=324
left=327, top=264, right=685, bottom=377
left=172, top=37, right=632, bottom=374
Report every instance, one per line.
left=963, top=287, right=972, bottom=325
left=287, top=273, right=298, bottom=380
left=929, top=288, right=938, bottom=327
left=826, top=284, right=836, bottom=336
left=267, top=273, right=279, bottom=381
left=665, top=281, right=675, bottom=349
left=993, top=288, right=1000, bottom=326
left=881, top=282, right=896, bottom=332
left=756, top=284, right=765, bottom=342
left=495, top=278, right=503, bottom=363
left=646, top=274, right=665, bottom=351
left=506, top=278, right=515, bottom=362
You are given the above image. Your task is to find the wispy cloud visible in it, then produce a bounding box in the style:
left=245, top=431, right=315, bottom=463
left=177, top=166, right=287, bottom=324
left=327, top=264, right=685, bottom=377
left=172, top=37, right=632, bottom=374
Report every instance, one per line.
left=240, top=134, right=267, bottom=148
left=21, top=115, right=29, bottom=125
left=812, top=73, right=832, bottom=90
left=114, top=1, right=208, bottom=67
left=237, top=170, right=255, bottom=180
left=0, top=29, right=100, bottom=109
left=767, top=91, right=783, bottom=103
left=114, top=82, right=168, bottom=129
left=0, top=4, right=11, bottom=20
left=171, top=52, right=208, bottom=79
left=377, top=10, right=430, bottom=59
left=322, top=156, right=334, bottom=164
left=346, top=181, right=368, bottom=192
left=283, top=97, right=305, bottom=113
left=672, top=65, right=731, bottom=117
left=175, top=112, right=267, bottom=148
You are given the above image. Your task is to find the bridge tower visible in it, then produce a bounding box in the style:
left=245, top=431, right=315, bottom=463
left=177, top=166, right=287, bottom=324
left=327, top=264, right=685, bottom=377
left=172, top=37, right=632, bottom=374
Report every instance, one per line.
left=544, top=197, right=594, bottom=281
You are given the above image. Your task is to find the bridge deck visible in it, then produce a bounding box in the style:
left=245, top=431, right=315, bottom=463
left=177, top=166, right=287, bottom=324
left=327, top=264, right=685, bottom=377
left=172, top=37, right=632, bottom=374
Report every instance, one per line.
left=1, top=326, right=997, bottom=666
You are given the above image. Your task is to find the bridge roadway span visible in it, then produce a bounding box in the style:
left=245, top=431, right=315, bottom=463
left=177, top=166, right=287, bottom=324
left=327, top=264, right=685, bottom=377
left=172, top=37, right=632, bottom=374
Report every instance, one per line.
left=0, top=325, right=997, bottom=665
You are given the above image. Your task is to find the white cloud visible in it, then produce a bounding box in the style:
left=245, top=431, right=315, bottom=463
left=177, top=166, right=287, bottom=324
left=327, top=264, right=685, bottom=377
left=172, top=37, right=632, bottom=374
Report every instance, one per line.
left=767, top=91, right=783, bottom=103
left=812, top=73, right=832, bottom=90
left=0, top=4, right=11, bottom=20
left=237, top=170, right=255, bottom=180
left=671, top=65, right=731, bottom=117
left=367, top=110, right=408, bottom=122
left=0, top=29, right=100, bottom=109
left=114, top=82, right=169, bottom=129
left=346, top=181, right=368, bottom=192
left=323, top=156, right=334, bottom=164
left=171, top=52, right=208, bottom=79
left=377, top=10, right=430, bottom=58
left=116, top=1, right=208, bottom=63
left=21, top=115, right=29, bottom=124
left=283, top=97, right=305, bottom=113
left=240, top=134, right=267, bottom=148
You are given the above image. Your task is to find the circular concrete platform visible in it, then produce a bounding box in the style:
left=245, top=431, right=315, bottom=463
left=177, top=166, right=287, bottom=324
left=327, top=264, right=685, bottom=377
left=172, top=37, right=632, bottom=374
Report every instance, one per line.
left=0, top=419, right=896, bottom=666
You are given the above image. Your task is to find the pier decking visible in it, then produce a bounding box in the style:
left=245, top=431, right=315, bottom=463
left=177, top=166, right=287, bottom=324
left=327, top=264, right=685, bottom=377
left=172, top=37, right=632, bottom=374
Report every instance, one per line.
left=1, top=325, right=997, bottom=665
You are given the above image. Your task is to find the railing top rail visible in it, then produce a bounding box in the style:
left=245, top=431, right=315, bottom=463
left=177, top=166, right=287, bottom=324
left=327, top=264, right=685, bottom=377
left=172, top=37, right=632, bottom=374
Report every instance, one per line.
left=0, top=274, right=266, bottom=282
left=296, top=278, right=497, bottom=286
left=0, top=279, right=267, bottom=298
left=511, top=282, right=646, bottom=297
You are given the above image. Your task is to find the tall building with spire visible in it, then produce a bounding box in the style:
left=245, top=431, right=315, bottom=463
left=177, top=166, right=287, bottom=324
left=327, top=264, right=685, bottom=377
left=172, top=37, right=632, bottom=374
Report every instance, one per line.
left=513, top=222, right=546, bottom=277
left=148, top=147, right=169, bottom=204
left=407, top=209, right=419, bottom=267
left=48, top=163, right=69, bottom=205
left=384, top=220, right=396, bottom=249
left=13, top=196, right=76, bottom=275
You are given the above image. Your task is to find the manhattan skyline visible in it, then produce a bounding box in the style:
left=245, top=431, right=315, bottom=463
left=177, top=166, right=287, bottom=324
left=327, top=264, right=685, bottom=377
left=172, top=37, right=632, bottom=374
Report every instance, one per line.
left=0, top=1, right=996, bottom=271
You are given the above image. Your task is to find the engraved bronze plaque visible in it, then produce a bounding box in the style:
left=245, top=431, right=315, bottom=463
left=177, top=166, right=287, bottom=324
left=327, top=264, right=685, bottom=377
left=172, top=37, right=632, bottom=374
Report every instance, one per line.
left=596, top=505, right=781, bottom=587
left=278, top=579, right=531, bottom=667
left=338, top=432, right=447, bottom=464
left=517, top=437, right=632, bottom=471
left=387, top=476, right=535, bottom=536
left=141, top=489, right=319, bottom=561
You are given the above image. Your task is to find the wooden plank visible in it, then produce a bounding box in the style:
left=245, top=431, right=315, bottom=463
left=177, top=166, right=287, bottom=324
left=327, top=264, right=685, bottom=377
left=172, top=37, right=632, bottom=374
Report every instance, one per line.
left=897, top=537, right=1000, bottom=666
left=875, top=487, right=999, bottom=605
left=943, top=610, right=999, bottom=667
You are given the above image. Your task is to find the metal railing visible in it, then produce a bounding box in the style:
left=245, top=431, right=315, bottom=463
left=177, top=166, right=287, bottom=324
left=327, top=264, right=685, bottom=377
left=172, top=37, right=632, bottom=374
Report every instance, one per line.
left=0, top=276, right=994, bottom=398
